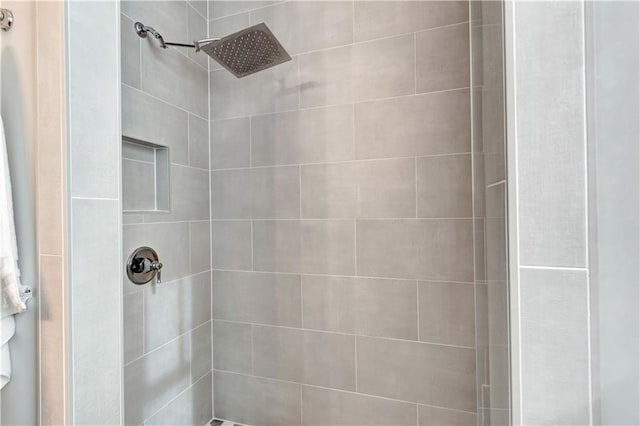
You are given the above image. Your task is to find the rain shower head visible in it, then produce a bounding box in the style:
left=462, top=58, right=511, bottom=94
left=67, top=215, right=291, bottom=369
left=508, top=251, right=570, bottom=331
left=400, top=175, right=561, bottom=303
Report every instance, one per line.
left=134, top=21, right=291, bottom=78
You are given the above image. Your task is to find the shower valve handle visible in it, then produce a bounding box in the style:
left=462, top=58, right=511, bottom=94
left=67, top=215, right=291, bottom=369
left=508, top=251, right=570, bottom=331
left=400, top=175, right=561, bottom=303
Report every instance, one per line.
left=150, top=262, right=163, bottom=283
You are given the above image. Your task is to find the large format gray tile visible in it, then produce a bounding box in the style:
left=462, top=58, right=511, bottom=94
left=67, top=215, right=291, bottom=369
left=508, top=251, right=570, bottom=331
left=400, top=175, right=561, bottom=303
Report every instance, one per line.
left=212, top=270, right=301, bottom=327
left=250, top=1, right=353, bottom=55
left=144, top=164, right=209, bottom=222
left=143, top=271, right=211, bottom=351
left=124, top=291, right=143, bottom=364
left=141, top=40, right=208, bottom=117
left=189, top=114, right=209, bottom=169
left=212, top=166, right=300, bottom=219
left=187, top=4, right=208, bottom=68
left=211, top=221, right=252, bottom=270
left=122, top=159, right=155, bottom=211
left=213, top=371, right=301, bottom=426
left=302, top=386, right=417, bottom=426
left=122, top=85, right=189, bottom=165
left=123, top=222, right=190, bottom=293
left=357, top=336, right=477, bottom=412
left=210, top=57, right=299, bottom=119
left=418, top=281, right=475, bottom=347
left=253, top=220, right=355, bottom=275
left=210, top=117, right=251, bottom=169
left=302, top=275, right=418, bottom=340
left=419, top=405, right=477, bottom=426
left=417, top=154, right=472, bottom=218
left=354, top=1, right=469, bottom=42
left=299, top=35, right=415, bottom=108
left=145, top=373, right=212, bottom=426
left=209, top=1, right=275, bottom=20
left=416, top=23, right=470, bottom=93
left=121, top=14, right=140, bottom=88
left=212, top=320, right=253, bottom=374
left=190, top=221, right=211, bottom=274
left=301, top=158, right=416, bottom=218
left=253, top=326, right=356, bottom=390
left=515, top=1, right=586, bottom=268
left=122, top=1, right=188, bottom=44
left=355, top=89, right=471, bottom=159
left=251, top=105, right=354, bottom=167
left=124, top=334, right=191, bottom=425
left=357, top=219, right=474, bottom=282
left=191, top=321, right=212, bottom=382
left=520, top=268, right=590, bottom=424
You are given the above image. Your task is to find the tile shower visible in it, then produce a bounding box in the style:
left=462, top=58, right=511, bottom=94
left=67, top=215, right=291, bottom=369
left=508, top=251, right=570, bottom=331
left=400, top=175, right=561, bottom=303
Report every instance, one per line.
left=119, top=1, right=508, bottom=425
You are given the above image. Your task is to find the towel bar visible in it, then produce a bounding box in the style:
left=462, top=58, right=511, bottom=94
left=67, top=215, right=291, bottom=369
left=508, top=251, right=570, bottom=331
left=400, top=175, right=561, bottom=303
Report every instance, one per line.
left=0, top=8, right=13, bottom=32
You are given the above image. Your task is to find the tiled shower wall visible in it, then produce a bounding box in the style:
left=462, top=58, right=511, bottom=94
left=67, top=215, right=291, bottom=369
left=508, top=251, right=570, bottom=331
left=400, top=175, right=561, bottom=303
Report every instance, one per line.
left=120, top=1, right=213, bottom=424
left=209, top=1, right=481, bottom=424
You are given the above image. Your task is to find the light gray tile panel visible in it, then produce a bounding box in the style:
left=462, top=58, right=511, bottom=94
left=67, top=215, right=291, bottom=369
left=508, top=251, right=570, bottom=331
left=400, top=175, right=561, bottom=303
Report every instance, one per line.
left=417, top=154, right=473, bottom=218
left=250, top=105, right=354, bottom=167
left=209, top=13, right=251, bottom=71
left=209, top=1, right=276, bottom=20
left=354, top=1, right=469, bottom=42
left=520, top=268, right=590, bottom=424
left=418, top=405, right=477, bottom=426
left=302, top=275, right=418, bottom=340
left=213, top=371, right=301, bottom=426
left=122, top=159, right=156, bottom=211
left=124, top=334, right=191, bottom=425
left=189, top=114, right=209, bottom=169
left=212, top=320, right=253, bottom=374
left=143, top=271, right=211, bottom=351
left=418, top=281, right=475, bottom=347
left=515, top=1, right=587, bottom=267
left=253, top=220, right=356, bottom=275
left=212, top=270, right=301, bottom=327
left=190, top=221, right=211, bottom=274
left=299, top=34, right=415, bottom=108
left=188, top=0, right=208, bottom=20
left=212, top=166, right=300, bottom=219
left=357, top=336, right=477, bottom=411
left=250, top=1, right=353, bottom=55
left=124, top=291, right=143, bottom=364
left=355, top=89, right=471, bottom=159
left=69, top=4, right=119, bottom=199
left=211, top=220, right=252, bottom=270
left=122, top=84, right=189, bottom=166
left=145, top=373, right=213, bottom=426
left=123, top=222, right=191, bottom=293
left=187, top=4, right=209, bottom=68
left=356, top=219, right=474, bottom=282
left=210, top=57, right=299, bottom=119
left=253, top=326, right=356, bottom=390
left=121, top=13, right=141, bottom=88
left=416, top=23, right=470, bottom=93
left=302, top=386, right=417, bottom=426
left=191, top=321, right=212, bottom=382
left=143, top=164, right=209, bottom=222
left=210, top=117, right=251, bottom=170
left=301, top=158, right=416, bottom=219
left=141, top=42, right=208, bottom=117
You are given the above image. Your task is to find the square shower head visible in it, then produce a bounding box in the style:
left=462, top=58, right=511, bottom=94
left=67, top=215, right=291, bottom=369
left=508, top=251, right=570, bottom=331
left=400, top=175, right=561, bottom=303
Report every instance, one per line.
left=201, top=23, right=292, bottom=78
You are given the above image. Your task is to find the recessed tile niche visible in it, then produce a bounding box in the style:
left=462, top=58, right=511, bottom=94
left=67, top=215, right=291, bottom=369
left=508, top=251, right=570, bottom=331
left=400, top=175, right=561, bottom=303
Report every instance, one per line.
left=122, top=137, right=169, bottom=212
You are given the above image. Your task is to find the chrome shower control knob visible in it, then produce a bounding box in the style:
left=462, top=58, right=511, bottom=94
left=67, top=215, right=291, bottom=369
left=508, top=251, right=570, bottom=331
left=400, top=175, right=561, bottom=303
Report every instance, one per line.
left=126, top=247, right=163, bottom=285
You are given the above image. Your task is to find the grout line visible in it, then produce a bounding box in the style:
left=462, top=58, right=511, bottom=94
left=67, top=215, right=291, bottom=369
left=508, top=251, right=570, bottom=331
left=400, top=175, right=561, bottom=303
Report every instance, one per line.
left=214, top=369, right=479, bottom=415
left=208, top=217, right=476, bottom=222
left=519, top=265, right=588, bottom=272
left=209, top=86, right=472, bottom=122
left=211, top=152, right=473, bottom=172
left=209, top=319, right=477, bottom=350
left=121, top=82, right=209, bottom=122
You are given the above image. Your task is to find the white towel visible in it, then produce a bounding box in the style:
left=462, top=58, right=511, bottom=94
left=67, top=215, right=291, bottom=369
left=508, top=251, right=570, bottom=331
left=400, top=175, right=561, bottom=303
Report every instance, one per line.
left=0, top=116, right=29, bottom=389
